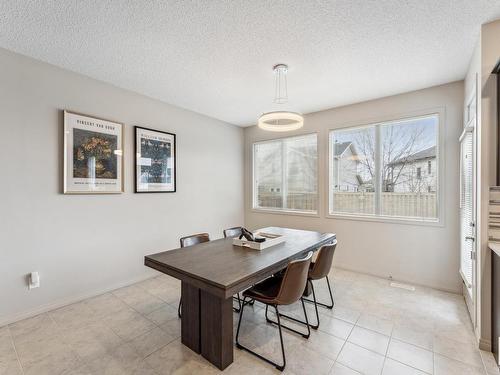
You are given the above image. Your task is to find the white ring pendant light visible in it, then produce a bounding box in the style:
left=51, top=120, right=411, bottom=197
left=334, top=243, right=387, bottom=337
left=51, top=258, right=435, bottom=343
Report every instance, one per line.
left=258, top=64, right=304, bottom=131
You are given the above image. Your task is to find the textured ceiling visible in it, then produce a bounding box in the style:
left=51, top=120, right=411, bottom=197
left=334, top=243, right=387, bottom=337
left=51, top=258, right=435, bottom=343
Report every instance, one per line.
left=1, top=1, right=500, bottom=126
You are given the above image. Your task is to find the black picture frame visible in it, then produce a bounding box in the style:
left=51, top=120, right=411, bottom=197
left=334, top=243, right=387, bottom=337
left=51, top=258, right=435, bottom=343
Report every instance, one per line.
left=134, top=126, right=177, bottom=193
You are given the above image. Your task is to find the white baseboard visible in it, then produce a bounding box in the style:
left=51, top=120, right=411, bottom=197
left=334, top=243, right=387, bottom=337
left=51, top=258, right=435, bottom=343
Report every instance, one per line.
left=333, top=263, right=461, bottom=294
left=0, top=273, right=156, bottom=328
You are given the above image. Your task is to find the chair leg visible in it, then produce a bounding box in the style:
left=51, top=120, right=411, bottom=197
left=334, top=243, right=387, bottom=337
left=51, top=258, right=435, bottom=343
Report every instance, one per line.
left=265, top=299, right=311, bottom=338
left=233, top=294, right=242, bottom=313
left=303, top=276, right=334, bottom=309
left=233, top=294, right=254, bottom=313
left=306, top=279, right=320, bottom=329
left=178, top=298, right=182, bottom=319
left=236, top=298, right=286, bottom=371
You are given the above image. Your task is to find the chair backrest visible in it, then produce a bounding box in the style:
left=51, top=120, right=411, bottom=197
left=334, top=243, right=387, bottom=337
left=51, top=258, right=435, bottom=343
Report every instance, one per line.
left=223, top=226, right=243, bottom=238
left=180, top=233, right=210, bottom=248
left=275, top=251, right=313, bottom=305
left=309, top=242, right=337, bottom=280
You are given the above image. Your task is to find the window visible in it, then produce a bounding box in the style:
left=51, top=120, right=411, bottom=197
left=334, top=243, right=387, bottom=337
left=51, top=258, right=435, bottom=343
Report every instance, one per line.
left=329, top=114, right=439, bottom=221
left=253, top=134, right=318, bottom=213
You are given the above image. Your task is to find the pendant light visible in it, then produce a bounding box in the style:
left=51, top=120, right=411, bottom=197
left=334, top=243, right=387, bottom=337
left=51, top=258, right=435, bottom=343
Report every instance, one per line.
left=258, top=64, right=304, bottom=132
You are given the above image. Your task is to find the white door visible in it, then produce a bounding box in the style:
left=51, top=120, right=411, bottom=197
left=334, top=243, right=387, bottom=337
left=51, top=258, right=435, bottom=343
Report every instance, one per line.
left=460, top=90, right=477, bottom=324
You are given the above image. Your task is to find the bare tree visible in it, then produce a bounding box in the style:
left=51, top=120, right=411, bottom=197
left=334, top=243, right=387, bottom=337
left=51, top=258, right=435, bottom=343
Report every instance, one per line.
left=341, top=123, right=428, bottom=193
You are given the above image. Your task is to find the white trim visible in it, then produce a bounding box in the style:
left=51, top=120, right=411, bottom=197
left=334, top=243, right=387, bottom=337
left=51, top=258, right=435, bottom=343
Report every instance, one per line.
left=459, top=125, right=474, bottom=142
left=326, top=212, right=443, bottom=227
left=333, top=264, right=461, bottom=294
left=460, top=269, right=473, bottom=288
left=461, top=75, right=479, bottom=333
left=251, top=208, right=319, bottom=217
left=0, top=273, right=157, bottom=327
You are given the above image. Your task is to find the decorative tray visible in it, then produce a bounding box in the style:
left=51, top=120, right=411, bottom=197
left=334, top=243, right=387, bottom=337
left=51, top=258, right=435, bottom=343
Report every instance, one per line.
left=232, top=232, right=285, bottom=250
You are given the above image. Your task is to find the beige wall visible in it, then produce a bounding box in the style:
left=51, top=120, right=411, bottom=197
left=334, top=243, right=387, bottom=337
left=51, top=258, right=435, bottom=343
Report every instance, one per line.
left=244, top=82, right=464, bottom=293
left=0, top=48, right=244, bottom=325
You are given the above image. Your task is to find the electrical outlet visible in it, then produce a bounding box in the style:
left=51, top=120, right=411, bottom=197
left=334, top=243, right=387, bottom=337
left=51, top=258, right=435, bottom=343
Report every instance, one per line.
left=29, top=271, right=40, bottom=289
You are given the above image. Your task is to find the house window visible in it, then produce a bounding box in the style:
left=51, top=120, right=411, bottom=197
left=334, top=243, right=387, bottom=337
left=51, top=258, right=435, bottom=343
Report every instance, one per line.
left=253, top=133, right=318, bottom=213
left=329, top=114, right=439, bottom=221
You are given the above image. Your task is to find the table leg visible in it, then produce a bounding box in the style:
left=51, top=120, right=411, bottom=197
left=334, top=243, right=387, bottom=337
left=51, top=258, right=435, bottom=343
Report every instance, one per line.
left=181, top=282, right=201, bottom=353
left=200, top=290, right=233, bottom=370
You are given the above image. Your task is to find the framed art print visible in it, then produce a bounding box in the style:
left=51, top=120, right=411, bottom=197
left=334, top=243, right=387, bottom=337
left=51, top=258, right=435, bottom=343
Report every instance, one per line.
left=135, top=126, right=176, bottom=193
left=64, top=111, right=124, bottom=194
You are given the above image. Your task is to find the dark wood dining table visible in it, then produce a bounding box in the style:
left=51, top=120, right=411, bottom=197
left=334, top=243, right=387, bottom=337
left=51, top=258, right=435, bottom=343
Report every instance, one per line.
left=144, top=226, right=336, bottom=370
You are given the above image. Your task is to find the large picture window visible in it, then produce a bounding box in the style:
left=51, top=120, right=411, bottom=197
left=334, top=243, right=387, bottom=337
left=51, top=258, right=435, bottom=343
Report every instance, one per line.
left=329, top=114, right=439, bottom=221
left=253, top=134, right=318, bottom=213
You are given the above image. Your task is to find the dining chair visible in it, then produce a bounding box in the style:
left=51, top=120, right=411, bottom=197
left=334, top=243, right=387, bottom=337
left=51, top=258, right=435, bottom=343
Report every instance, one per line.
left=223, top=226, right=243, bottom=239
left=274, top=242, right=337, bottom=329
left=177, top=233, right=210, bottom=318
left=223, top=226, right=247, bottom=312
left=235, top=251, right=313, bottom=371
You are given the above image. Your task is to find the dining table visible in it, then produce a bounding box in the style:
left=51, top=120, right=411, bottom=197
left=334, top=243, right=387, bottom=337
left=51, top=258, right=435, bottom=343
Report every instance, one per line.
left=144, top=226, right=336, bottom=370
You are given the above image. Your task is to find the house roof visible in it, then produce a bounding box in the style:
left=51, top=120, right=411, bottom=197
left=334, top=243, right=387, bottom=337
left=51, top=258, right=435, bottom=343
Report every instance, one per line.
left=333, top=142, right=354, bottom=157
left=390, top=146, right=436, bottom=165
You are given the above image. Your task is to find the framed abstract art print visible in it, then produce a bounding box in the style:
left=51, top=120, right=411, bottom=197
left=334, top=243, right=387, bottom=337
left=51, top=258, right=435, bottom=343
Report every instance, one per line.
left=63, top=111, right=124, bottom=194
left=135, top=126, right=176, bottom=193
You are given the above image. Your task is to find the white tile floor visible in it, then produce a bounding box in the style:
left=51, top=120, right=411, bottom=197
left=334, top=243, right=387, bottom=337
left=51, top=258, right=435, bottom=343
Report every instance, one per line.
left=0, top=268, right=498, bottom=375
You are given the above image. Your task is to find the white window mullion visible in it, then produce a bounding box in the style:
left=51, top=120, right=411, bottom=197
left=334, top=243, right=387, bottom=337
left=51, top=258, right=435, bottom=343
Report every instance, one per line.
left=282, top=140, right=288, bottom=209
left=253, top=145, right=258, bottom=209
left=374, top=125, right=382, bottom=215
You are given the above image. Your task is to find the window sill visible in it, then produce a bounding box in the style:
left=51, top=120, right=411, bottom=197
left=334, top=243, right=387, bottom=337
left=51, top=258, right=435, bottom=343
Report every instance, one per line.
left=326, top=213, right=444, bottom=227
left=251, top=208, right=320, bottom=218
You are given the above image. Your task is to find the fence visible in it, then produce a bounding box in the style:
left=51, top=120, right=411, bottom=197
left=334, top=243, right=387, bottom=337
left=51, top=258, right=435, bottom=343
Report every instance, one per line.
left=258, top=191, right=437, bottom=218
left=332, top=192, right=437, bottom=218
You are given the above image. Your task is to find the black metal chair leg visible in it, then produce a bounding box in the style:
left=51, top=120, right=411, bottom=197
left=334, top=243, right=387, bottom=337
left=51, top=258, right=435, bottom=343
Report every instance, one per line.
left=178, top=298, right=182, bottom=319
left=233, top=294, right=255, bottom=313
left=235, top=299, right=286, bottom=371
left=303, top=276, right=334, bottom=309
left=265, top=299, right=311, bottom=338
left=233, top=294, right=242, bottom=313
left=235, top=297, right=246, bottom=345
left=274, top=305, right=286, bottom=371
left=307, top=279, right=320, bottom=329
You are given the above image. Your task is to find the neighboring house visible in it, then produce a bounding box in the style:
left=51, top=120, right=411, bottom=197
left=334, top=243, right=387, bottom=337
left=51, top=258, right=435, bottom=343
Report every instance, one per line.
left=332, top=142, right=372, bottom=192
left=333, top=143, right=437, bottom=193
left=387, top=146, right=437, bottom=193
left=257, top=142, right=317, bottom=195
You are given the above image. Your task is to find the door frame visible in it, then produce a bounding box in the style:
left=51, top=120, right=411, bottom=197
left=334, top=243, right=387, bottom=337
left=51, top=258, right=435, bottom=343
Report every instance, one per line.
left=460, top=77, right=478, bottom=329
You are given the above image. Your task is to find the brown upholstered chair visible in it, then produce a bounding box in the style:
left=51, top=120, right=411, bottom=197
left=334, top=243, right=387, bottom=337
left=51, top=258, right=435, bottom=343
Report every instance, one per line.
left=303, top=242, right=337, bottom=328
left=276, top=242, right=337, bottom=329
left=177, top=233, right=210, bottom=318
left=180, top=233, right=210, bottom=248
left=235, top=251, right=313, bottom=371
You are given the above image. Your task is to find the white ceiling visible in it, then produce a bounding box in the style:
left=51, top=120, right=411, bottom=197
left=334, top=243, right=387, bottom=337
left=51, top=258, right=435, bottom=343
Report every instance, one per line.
left=1, top=1, right=500, bottom=126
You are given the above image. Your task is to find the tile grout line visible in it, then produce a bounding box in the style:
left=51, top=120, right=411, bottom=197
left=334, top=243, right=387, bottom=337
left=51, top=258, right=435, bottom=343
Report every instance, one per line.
left=379, top=321, right=395, bottom=375
left=7, top=325, right=25, bottom=375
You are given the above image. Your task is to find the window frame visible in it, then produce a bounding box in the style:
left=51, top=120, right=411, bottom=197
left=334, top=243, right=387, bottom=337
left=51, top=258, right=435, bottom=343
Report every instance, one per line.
left=326, top=110, right=445, bottom=226
left=252, top=132, right=320, bottom=216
